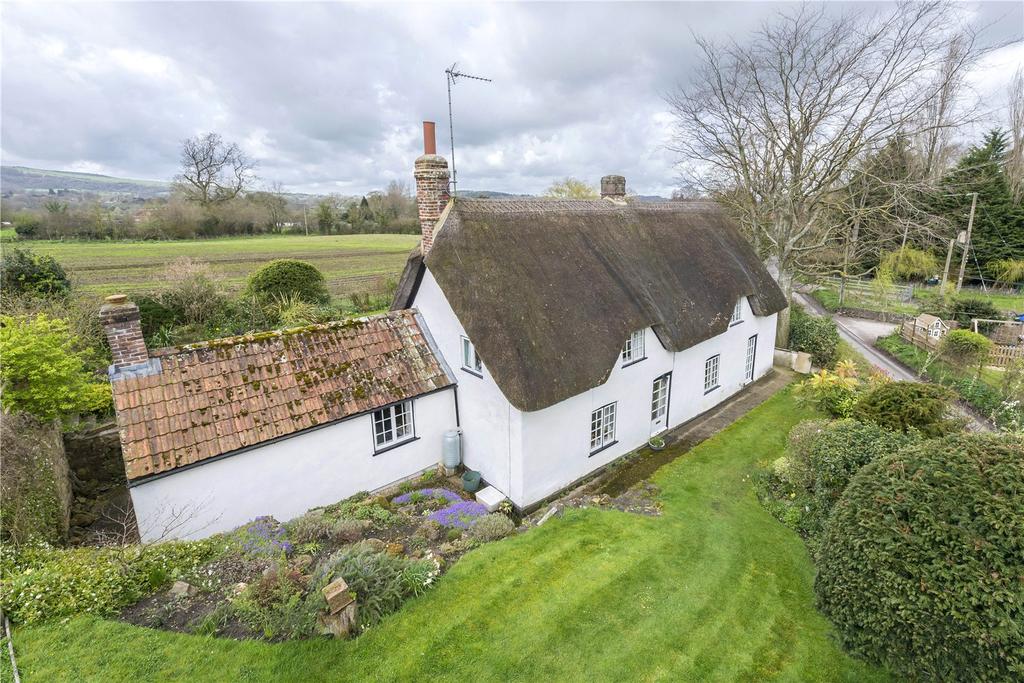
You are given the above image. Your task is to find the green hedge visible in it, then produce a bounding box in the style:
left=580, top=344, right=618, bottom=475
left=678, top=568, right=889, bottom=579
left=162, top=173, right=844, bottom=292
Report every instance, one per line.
left=815, top=432, right=1024, bottom=681
left=789, top=306, right=840, bottom=367
left=245, top=259, right=330, bottom=305
left=852, top=380, right=957, bottom=436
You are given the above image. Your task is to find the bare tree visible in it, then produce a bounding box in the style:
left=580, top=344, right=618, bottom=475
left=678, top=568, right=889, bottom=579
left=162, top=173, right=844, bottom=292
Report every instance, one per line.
left=1008, top=68, right=1024, bottom=205
left=251, top=181, right=289, bottom=233
left=667, top=2, right=983, bottom=344
left=175, top=132, right=256, bottom=206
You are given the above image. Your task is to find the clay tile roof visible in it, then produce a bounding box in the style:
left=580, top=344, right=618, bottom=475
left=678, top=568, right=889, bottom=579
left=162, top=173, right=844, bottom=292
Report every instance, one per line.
left=394, top=197, right=788, bottom=412
left=112, top=309, right=452, bottom=481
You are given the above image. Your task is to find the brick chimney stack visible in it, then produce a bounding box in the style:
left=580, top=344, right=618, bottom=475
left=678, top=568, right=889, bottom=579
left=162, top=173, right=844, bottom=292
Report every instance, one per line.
left=414, top=121, right=450, bottom=255
left=99, top=294, right=149, bottom=374
left=601, top=175, right=626, bottom=201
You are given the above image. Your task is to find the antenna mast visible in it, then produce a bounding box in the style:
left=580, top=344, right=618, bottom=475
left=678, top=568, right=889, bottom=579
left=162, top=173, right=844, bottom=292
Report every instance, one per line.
left=445, top=63, right=491, bottom=196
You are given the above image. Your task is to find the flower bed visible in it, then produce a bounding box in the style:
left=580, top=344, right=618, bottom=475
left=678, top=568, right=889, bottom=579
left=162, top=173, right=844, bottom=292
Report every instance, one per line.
left=429, top=501, right=488, bottom=529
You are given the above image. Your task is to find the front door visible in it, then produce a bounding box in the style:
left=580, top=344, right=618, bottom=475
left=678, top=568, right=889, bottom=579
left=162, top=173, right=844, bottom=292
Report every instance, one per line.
left=651, top=373, right=671, bottom=433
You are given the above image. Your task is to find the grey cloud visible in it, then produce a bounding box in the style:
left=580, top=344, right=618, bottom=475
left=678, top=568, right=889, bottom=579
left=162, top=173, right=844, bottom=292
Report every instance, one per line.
left=2, top=2, right=1020, bottom=196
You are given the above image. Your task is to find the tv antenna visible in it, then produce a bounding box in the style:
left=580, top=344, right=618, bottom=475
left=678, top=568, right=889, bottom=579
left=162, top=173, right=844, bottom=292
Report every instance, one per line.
left=445, top=63, right=491, bottom=196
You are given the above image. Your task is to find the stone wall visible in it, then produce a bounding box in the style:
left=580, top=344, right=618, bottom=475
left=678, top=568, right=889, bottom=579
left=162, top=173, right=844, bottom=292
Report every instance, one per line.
left=0, top=412, right=72, bottom=543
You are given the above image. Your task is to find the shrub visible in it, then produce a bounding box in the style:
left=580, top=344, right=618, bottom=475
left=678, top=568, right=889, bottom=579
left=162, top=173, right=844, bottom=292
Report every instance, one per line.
left=0, top=313, right=112, bottom=421
left=853, top=381, right=956, bottom=436
left=232, top=564, right=320, bottom=640
left=286, top=513, right=367, bottom=545
left=316, top=542, right=439, bottom=628
left=136, top=295, right=180, bottom=340
left=789, top=306, right=840, bottom=367
left=245, top=260, right=330, bottom=305
left=0, top=248, right=70, bottom=298
left=229, top=516, right=293, bottom=559
left=154, top=258, right=228, bottom=327
left=793, top=368, right=859, bottom=417
left=878, top=247, right=938, bottom=281
left=761, top=419, right=916, bottom=546
left=0, top=539, right=216, bottom=624
left=326, top=497, right=400, bottom=528
left=940, top=329, right=992, bottom=372
left=815, top=433, right=1024, bottom=681
left=926, top=295, right=1001, bottom=332
left=467, top=514, right=515, bottom=542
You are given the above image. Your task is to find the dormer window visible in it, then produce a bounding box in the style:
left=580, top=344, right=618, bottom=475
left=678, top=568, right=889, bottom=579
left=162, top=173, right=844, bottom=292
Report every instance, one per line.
left=461, top=336, right=483, bottom=376
left=730, top=299, right=744, bottom=325
left=621, top=329, right=645, bottom=366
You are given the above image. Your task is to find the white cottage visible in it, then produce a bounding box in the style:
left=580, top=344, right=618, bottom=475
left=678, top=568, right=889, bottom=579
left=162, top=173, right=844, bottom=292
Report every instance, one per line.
left=103, top=122, right=787, bottom=540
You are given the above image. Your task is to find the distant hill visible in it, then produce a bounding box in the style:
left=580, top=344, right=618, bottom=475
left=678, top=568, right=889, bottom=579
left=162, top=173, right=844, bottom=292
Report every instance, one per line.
left=1, top=165, right=171, bottom=198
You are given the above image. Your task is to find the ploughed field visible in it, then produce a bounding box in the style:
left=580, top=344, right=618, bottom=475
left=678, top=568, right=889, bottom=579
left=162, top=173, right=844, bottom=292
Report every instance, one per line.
left=10, top=389, right=888, bottom=682
left=19, top=234, right=419, bottom=299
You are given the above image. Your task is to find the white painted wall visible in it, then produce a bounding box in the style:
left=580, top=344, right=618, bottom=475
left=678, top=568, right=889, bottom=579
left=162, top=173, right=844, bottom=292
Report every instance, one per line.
left=411, top=276, right=778, bottom=509
left=517, top=300, right=777, bottom=507
left=130, top=388, right=457, bottom=541
left=412, top=269, right=523, bottom=497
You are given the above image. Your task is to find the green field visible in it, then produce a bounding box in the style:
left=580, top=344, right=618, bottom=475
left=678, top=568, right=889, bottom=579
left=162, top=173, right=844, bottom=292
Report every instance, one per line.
left=8, top=390, right=887, bottom=682
left=10, top=234, right=419, bottom=299
left=813, top=283, right=1024, bottom=317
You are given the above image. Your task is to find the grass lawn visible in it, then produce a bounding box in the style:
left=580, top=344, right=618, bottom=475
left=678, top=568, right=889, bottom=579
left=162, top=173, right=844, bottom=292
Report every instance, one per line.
left=15, top=234, right=419, bottom=299
left=8, top=389, right=887, bottom=682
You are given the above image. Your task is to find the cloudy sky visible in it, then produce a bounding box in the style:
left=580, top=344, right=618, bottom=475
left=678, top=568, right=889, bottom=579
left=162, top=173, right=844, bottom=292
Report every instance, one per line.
left=2, top=1, right=1022, bottom=197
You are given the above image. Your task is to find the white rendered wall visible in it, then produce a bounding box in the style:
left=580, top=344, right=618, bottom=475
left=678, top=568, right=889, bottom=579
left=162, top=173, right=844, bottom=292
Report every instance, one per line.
left=412, top=269, right=523, bottom=499
left=130, top=388, right=457, bottom=541
left=517, top=301, right=777, bottom=507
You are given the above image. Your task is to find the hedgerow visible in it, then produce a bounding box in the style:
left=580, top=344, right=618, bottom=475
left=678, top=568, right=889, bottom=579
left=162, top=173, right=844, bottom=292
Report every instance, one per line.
left=815, top=432, right=1024, bottom=681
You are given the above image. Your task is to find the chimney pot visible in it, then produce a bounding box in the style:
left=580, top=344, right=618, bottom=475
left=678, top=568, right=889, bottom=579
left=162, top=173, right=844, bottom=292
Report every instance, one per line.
left=105, top=294, right=128, bottom=305
left=422, top=121, right=437, bottom=156
left=600, top=175, right=626, bottom=200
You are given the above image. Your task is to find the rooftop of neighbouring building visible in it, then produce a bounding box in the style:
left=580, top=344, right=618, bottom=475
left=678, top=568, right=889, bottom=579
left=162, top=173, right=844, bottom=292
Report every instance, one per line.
left=110, top=309, right=452, bottom=481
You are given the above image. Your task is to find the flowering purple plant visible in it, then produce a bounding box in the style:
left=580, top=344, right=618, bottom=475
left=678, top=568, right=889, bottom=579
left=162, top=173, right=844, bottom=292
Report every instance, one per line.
left=234, top=516, right=293, bottom=558
left=393, top=488, right=463, bottom=505
left=428, top=501, right=488, bottom=529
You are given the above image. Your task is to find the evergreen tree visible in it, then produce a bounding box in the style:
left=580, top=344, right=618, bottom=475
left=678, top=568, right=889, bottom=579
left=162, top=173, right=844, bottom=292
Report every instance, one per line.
left=936, top=130, right=1024, bottom=279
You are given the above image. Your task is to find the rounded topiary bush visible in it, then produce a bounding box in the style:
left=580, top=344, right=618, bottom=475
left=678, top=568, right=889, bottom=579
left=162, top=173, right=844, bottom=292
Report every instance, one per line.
left=815, top=432, right=1024, bottom=681
left=853, top=380, right=955, bottom=436
left=245, top=259, right=330, bottom=305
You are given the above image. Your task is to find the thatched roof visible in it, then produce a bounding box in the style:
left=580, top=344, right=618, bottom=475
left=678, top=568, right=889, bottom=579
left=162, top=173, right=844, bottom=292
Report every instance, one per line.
left=393, top=198, right=787, bottom=411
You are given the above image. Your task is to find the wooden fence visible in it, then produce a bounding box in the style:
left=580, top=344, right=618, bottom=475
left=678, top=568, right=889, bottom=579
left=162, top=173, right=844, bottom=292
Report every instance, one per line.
left=823, top=276, right=914, bottom=303
left=901, top=321, right=1024, bottom=368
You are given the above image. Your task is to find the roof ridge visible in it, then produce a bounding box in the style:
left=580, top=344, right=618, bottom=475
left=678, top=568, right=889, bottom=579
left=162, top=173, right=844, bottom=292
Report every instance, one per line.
left=151, top=309, right=412, bottom=358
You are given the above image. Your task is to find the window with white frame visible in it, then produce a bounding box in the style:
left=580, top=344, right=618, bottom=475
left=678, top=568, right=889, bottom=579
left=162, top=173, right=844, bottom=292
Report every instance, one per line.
left=372, top=400, right=414, bottom=450
left=704, top=355, right=720, bottom=393
left=730, top=298, right=744, bottom=324
left=461, top=336, right=483, bottom=374
left=621, top=329, right=645, bottom=365
left=590, top=402, right=617, bottom=453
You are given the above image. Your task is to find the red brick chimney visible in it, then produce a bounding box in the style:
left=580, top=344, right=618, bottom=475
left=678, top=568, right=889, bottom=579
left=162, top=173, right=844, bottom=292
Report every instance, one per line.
left=414, top=121, right=450, bottom=255
left=99, top=294, right=149, bottom=373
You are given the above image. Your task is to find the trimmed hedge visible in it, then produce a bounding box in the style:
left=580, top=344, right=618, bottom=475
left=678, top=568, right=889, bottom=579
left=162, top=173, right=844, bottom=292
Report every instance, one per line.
left=245, top=259, right=330, bottom=305
left=815, top=432, right=1024, bottom=681
left=789, top=306, right=840, bottom=367
left=853, top=380, right=956, bottom=436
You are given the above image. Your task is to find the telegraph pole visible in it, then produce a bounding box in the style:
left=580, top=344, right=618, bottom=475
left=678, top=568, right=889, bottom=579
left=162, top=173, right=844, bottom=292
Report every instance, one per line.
left=955, top=192, right=978, bottom=292
left=940, top=236, right=956, bottom=294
